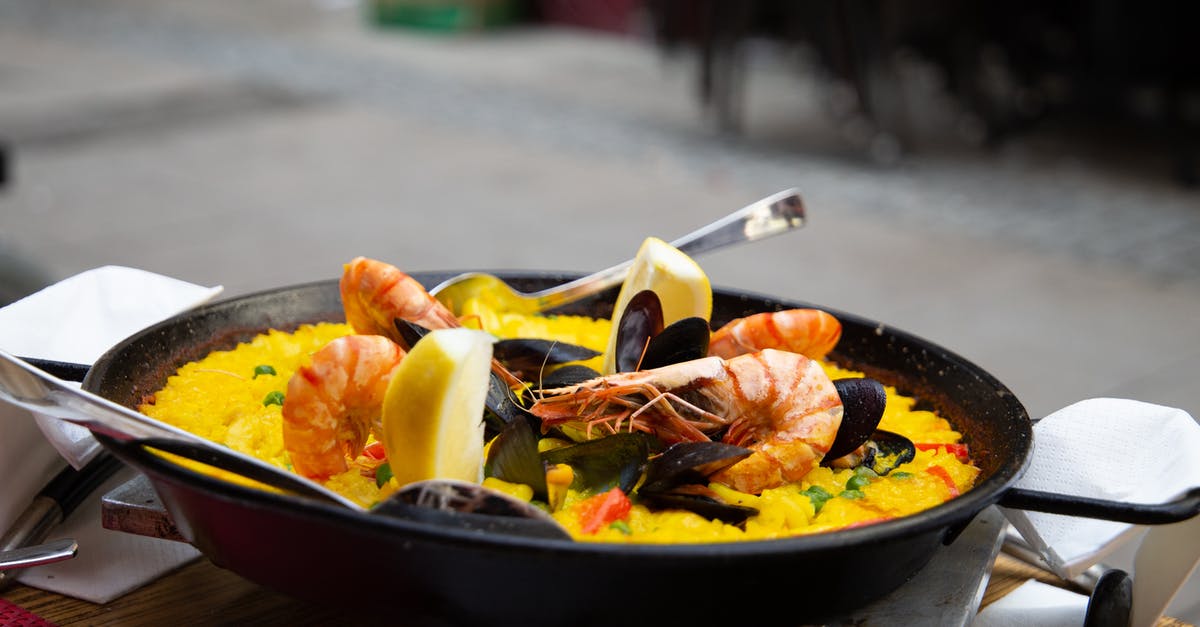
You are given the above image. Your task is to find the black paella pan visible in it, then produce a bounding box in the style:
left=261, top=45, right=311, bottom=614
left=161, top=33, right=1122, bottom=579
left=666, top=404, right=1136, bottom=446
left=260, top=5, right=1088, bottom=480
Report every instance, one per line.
left=80, top=272, right=1200, bottom=627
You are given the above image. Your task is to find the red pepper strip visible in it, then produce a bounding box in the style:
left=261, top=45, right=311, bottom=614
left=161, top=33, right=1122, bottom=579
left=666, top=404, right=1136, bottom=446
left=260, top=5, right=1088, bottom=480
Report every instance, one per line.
left=915, top=442, right=970, bottom=463
left=577, top=487, right=632, bottom=534
left=362, top=441, right=387, bottom=461
left=926, top=465, right=960, bottom=498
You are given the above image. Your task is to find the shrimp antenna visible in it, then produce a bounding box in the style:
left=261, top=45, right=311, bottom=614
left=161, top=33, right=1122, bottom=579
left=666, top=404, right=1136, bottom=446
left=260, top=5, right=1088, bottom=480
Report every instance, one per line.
left=633, top=336, right=651, bottom=371
left=533, top=340, right=559, bottom=400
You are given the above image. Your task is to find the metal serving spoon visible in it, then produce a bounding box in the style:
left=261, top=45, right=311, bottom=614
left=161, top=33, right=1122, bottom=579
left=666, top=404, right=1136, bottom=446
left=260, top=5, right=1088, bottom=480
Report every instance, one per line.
left=0, top=349, right=361, bottom=509
left=428, top=187, right=807, bottom=315
left=0, top=351, right=574, bottom=539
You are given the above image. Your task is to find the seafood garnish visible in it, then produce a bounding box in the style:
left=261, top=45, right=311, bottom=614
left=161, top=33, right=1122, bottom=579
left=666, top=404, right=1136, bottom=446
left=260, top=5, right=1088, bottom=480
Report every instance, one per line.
left=823, top=377, right=888, bottom=461
left=485, top=416, right=548, bottom=498
left=492, top=338, right=601, bottom=381
left=860, top=430, right=916, bottom=476
left=532, top=364, right=601, bottom=390
left=541, top=432, right=654, bottom=494
left=640, top=317, right=710, bottom=370
left=638, top=488, right=758, bottom=526
left=373, top=479, right=571, bottom=540
left=612, top=290, right=709, bottom=371
left=709, top=309, right=842, bottom=361
left=640, top=441, right=752, bottom=493
left=613, top=290, right=664, bottom=372
left=341, top=257, right=459, bottom=341
left=530, top=349, right=843, bottom=494
left=343, top=257, right=523, bottom=388
left=281, top=334, right=405, bottom=479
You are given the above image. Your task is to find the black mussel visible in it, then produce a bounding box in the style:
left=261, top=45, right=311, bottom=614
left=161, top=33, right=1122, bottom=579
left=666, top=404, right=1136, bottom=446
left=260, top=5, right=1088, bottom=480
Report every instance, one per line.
left=824, top=377, right=888, bottom=461
left=638, top=486, right=758, bottom=526
left=392, top=318, right=431, bottom=351
left=483, top=371, right=533, bottom=437
left=860, top=429, right=916, bottom=476
left=485, top=417, right=548, bottom=499
left=614, top=290, right=664, bottom=372
left=639, top=317, right=710, bottom=370
left=542, top=432, right=656, bottom=494
left=640, top=441, right=752, bottom=494
left=533, top=364, right=600, bottom=390
left=373, top=479, right=571, bottom=540
left=493, top=339, right=601, bottom=381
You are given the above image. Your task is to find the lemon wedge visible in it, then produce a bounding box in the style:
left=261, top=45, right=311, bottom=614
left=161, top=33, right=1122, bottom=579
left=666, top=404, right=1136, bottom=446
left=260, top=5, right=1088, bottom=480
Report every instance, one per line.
left=381, top=328, right=495, bottom=486
left=601, top=236, right=712, bottom=373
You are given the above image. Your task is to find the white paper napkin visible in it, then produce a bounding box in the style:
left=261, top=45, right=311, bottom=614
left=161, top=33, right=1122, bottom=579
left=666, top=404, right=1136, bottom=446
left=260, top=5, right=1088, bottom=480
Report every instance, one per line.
left=999, top=398, right=1200, bottom=625
left=973, top=579, right=1089, bottom=627
left=0, top=265, right=223, bottom=603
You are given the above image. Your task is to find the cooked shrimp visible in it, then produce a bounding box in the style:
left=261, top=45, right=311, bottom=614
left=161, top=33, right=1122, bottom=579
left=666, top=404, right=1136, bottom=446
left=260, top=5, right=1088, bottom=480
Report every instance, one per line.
left=340, top=256, right=460, bottom=341
left=708, top=309, right=842, bottom=361
left=282, top=334, right=406, bottom=479
left=529, top=349, right=843, bottom=494
left=340, top=257, right=523, bottom=388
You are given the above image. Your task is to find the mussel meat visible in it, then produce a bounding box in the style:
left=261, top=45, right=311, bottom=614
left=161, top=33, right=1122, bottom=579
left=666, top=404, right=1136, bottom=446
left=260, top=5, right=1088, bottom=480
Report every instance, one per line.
left=859, top=429, right=916, bottom=476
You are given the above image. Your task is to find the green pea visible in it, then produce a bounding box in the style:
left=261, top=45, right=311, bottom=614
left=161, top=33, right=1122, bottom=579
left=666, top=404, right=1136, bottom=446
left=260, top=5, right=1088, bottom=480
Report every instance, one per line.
left=846, top=475, right=871, bottom=491
left=375, top=462, right=394, bottom=488
left=609, top=520, right=632, bottom=535
left=801, top=485, right=834, bottom=513
left=253, top=364, right=276, bottom=378
left=854, top=466, right=879, bottom=479
left=262, top=391, right=285, bottom=407
left=839, top=489, right=865, bottom=500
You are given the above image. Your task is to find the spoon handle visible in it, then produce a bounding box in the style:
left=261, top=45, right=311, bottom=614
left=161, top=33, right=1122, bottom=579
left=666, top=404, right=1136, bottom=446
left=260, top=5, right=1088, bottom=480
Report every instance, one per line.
left=0, top=349, right=359, bottom=509
left=529, top=188, right=806, bottom=311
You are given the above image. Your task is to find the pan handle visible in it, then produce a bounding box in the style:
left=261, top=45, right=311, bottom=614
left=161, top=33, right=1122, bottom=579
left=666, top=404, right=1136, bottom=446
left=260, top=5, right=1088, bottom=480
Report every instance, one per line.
left=18, top=358, right=90, bottom=383
left=998, top=486, right=1200, bottom=525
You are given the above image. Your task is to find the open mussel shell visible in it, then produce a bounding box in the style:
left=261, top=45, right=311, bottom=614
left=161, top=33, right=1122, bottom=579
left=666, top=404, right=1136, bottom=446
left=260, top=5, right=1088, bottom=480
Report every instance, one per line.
left=541, top=432, right=656, bottom=494
left=614, top=290, right=664, bottom=373
left=532, top=364, right=600, bottom=390
left=824, top=377, right=888, bottom=461
left=639, top=489, right=758, bottom=526
left=493, top=339, right=600, bottom=381
left=861, top=430, right=916, bottom=476
left=485, top=417, right=548, bottom=499
left=392, top=318, right=430, bottom=351
left=372, top=479, right=571, bottom=541
left=639, top=317, right=710, bottom=370
left=483, top=370, right=533, bottom=437
left=640, top=441, right=752, bottom=494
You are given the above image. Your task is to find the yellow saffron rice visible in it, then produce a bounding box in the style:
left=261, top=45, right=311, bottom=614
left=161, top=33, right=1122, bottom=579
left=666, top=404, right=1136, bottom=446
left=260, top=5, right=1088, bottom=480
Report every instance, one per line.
left=141, top=301, right=980, bottom=541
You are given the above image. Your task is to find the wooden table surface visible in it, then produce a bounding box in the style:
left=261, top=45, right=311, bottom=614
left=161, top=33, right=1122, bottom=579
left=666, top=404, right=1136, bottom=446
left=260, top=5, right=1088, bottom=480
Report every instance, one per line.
left=3, top=552, right=1193, bottom=626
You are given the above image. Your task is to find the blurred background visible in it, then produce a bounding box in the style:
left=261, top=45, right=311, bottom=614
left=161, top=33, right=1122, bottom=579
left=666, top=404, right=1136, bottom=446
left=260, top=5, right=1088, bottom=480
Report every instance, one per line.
left=1, top=0, right=1198, bottom=619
